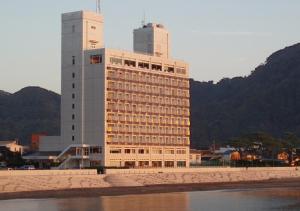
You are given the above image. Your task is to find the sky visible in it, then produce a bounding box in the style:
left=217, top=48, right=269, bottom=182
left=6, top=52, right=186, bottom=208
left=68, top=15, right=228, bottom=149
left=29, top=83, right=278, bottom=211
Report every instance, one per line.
left=1, top=0, right=300, bottom=94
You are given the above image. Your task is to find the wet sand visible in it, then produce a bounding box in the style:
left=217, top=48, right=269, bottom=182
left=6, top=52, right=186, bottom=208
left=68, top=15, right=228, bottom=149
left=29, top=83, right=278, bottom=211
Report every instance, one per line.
left=1, top=178, right=300, bottom=200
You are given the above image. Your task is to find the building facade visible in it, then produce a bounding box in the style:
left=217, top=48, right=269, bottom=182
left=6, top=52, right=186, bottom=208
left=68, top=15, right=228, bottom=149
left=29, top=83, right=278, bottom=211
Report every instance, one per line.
left=27, top=10, right=190, bottom=169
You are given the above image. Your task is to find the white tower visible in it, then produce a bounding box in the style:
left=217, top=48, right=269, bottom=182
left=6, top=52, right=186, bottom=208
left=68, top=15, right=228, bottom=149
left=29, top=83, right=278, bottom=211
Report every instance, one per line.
left=133, top=23, right=170, bottom=58
left=61, top=11, right=104, bottom=148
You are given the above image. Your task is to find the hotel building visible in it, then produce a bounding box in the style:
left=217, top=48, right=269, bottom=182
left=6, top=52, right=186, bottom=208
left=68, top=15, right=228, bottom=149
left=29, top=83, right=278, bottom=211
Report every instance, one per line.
left=26, top=10, right=190, bottom=169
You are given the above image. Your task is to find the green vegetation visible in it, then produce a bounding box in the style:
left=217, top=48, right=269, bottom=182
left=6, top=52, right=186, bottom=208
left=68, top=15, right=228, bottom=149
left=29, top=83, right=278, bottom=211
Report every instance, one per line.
left=191, top=43, right=300, bottom=148
left=0, top=87, right=60, bottom=145
left=228, top=132, right=300, bottom=149
left=0, top=149, right=25, bottom=167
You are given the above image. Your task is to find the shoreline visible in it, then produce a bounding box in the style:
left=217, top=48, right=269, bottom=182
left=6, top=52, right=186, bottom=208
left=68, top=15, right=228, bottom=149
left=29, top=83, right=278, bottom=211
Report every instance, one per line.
left=1, top=178, right=300, bottom=200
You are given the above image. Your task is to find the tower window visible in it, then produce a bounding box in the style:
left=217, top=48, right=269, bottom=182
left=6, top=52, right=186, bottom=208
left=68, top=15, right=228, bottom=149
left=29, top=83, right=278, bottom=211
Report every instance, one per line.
left=72, top=83, right=75, bottom=89
left=72, top=72, right=75, bottom=78
left=72, top=136, right=75, bottom=141
left=90, top=55, right=102, bottom=64
left=72, top=93, right=75, bottom=99
left=72, top=125, right=75, bottom=131
left=72, top=114, right=75, bottom=120
left=72, top=104, right=75, bottom=109
left=72, top=56, right=75, bottom=65
left=72, top=25, right=75, bottom=33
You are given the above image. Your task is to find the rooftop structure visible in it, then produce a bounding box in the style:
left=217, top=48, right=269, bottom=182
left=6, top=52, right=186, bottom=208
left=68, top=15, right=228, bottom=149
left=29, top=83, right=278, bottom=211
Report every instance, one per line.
left=134, top=23, right=170, bottom=58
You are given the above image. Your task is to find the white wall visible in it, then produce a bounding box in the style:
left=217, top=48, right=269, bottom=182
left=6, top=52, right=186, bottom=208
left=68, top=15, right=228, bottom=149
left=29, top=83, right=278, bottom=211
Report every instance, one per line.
left=39, top=136, right=62, bottom=152
left=61, top=11, right=104, bottom=149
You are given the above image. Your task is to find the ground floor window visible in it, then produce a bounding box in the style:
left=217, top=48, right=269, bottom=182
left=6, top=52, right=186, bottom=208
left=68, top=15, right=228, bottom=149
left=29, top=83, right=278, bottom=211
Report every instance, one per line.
left=84, top=148, right=89, bottom=156
left=152, top=161, right=162, bottom=168
left=138, top=161, right=149, bottom=167
left=177, top=161, right=186, bottom=168
left=124, top=161, right=135, bottom=168
left=90, top=147, right=102, bottom=154
left=90, top=161, right=101, bottom=167
left=110, top=160, right=121, bottom=167
left=165, top=161, right=175, bottom=168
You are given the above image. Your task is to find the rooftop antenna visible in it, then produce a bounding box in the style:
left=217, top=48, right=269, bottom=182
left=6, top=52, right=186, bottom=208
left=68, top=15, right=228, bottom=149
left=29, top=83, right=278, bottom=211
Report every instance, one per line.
left=141, top=11, right=146, bottom=26
left=96, top=0, right=101, bottom=14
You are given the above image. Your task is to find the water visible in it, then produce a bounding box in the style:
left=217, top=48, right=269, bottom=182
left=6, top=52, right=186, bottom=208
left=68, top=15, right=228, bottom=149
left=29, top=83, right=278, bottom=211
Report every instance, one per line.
left=0, top=187, right=299, bottom=211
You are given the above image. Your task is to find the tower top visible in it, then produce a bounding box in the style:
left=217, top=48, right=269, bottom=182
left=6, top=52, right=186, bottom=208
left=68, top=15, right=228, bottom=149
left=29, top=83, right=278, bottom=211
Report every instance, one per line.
left=133, top=23, right=170, bottom=58
left=96, top=0, right=101, bottom=14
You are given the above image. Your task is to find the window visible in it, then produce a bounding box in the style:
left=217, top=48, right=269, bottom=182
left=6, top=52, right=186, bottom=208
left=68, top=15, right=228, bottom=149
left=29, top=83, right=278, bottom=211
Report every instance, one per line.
left=90, top=54, right=102, bottom=64
left=164, top=66, right=175, bottom=73
left=91, top=26, right=96, bottom=30
left=165, top=149, right=175, bottom=154
left=151, top=64, right=162, bottom=71
left=124, top=60, right=136, bottom=67
left=165, top=161, right=174, bottom=168
left=72, top=25, right=75, bottom=33
left=152, top=148, right=162, bottom=154
left=152, top=161, right=162, bottom=167
left=177, top=161, right=186, bottom=167
left=72, top=56, right=75, bottom=65
left=72, top=104, right=75, bottom=109
left=176, top=68, right=186, bottom=75
left=110, top=149, right=122, bottom=154
left=138, top=161, right=149, bottom=167
left=90, top=147, right=102, bottom=154
left=72, top=136, right=75, bottom=141
left=72, top=114, right=75, bottom=120
left=125, top=149, right=131, bottom=154
left=72, top=93, right=75, bottom=99
left=72, top=83, right=75, bottom=89
left=177, top=149, right=186, bottom=154
left=138, top=149, right=145, bottom=154
left=138, top=62, right=150, bottom=69
left=72, top=125, right=75, bottom=131
left=110, top=57, right=122, bottom=65
left=72, top=73, right=75, bottom=78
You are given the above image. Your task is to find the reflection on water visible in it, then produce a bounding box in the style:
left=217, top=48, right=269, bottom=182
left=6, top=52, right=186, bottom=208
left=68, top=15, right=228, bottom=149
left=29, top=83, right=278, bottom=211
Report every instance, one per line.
left=100, top=193, right=189, bottom=211
left=0, top=188, right=300, bottom=211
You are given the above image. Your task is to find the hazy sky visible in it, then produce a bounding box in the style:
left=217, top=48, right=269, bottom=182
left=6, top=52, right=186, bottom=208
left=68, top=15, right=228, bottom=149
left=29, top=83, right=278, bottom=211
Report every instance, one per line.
left=1, top=0, right=300, bottom=93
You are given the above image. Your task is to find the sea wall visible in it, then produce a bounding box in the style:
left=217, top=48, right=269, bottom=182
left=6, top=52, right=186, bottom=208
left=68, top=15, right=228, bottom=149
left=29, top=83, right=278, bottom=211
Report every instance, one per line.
left=119, top=167, right=300, bottom=185
left=105, top=167, right=298, bottom=174
left=1, top=168, right=300, bottom=194
left=0, top=169, right=97, bottom=177
left=0, top=170, right=107, bottom=193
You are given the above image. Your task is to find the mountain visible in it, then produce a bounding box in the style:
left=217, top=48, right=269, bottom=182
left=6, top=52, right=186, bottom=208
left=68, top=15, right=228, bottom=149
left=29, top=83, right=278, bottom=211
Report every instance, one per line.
left=190, top=43, right=300, bottom=148
left=0, top=87, right=60, bottom=144
left=1, top=43, right=300, bottom=148
left=0, top=90, right=11, bottom=97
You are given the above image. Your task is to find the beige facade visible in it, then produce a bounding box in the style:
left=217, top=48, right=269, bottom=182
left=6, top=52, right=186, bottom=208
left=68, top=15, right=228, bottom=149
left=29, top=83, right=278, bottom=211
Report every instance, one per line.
left=101, top=48, right=190, bottom=167
left=190, top=149, right=202, bottom=165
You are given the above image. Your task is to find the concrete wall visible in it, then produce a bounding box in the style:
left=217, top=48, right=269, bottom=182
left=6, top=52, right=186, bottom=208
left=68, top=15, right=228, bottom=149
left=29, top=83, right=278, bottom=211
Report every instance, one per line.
left=61, top=11, right=104, bottom=149
left=0, top=169, right=97, bottom=177
left=83, top=49, right=106, bottom=149
left=105, top=167, right=300, bottom=174
left=40, top=136, right=62, bottom=152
